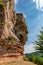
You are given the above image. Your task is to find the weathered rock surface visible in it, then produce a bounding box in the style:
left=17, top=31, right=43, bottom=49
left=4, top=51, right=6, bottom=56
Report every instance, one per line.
left=0, top=0, right=28, bottom=58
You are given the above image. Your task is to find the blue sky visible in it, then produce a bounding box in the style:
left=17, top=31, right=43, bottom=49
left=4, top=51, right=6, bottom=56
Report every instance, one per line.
left=15, top=0, right=43, bottom=53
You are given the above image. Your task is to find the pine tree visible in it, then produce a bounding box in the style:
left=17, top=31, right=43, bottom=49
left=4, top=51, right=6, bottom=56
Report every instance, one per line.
left=35, top=27, right=43, bottom=54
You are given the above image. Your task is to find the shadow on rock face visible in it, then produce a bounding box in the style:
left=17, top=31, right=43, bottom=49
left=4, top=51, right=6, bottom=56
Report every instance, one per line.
left=0, top=4, right=5, bottom=38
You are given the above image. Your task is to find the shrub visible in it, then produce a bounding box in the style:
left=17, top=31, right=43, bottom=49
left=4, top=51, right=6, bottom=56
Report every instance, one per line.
left=37, top=56, right=43, bottom=65
left=26, top=54, right=43, bottom=65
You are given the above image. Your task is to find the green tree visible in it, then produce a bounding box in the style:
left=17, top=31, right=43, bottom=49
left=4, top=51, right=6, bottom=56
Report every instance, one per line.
left=34, top=27, right=43, bottom=54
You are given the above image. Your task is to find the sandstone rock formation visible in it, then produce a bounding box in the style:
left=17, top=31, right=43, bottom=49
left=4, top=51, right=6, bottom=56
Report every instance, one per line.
left=0, top=0, right=28, bottom=58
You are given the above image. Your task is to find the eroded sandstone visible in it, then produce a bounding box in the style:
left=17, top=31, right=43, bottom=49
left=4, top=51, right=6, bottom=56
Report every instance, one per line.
left=0, top=0, right=28, bottom=58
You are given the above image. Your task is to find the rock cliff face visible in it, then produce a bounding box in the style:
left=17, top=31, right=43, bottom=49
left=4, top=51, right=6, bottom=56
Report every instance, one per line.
left=14, top=13, right=28, bottom=45
left=0, top=0, right=28, bottom=58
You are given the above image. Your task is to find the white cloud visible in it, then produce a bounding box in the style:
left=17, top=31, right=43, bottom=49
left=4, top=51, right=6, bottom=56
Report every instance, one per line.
left=24, top=44, right=36, bottom=53
left=33, top=0, right=43, bottom=11
left=33, top=0, right=36, bottom=2
left=15, top=0, right=19, bottom=5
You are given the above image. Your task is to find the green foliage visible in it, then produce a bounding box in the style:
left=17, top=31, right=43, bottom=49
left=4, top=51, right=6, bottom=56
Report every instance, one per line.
left=0, top=0, right=3, bottom=5
left=34, top=27, right=43, bottom=54
left=26, top=54, right=43, bottom=65
left=0, top=36, right=17, bottom=50
left=0, top=0, right=3, bottom=3
left=0, top=36, right=16, bottom=44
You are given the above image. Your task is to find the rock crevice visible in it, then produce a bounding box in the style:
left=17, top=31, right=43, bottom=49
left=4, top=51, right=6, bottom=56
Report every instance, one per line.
left=0, top=0, right=28, bottom=58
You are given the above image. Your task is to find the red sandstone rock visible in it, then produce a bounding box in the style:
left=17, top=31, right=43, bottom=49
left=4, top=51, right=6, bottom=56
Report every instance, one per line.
left=0, top=0, right=28, bottom=58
